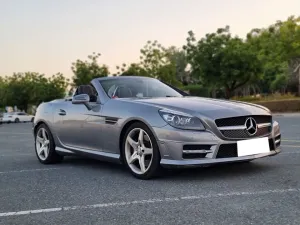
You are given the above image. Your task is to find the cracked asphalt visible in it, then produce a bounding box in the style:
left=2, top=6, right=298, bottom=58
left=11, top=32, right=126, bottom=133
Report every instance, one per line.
left=0, top=114, right=299, bottom=225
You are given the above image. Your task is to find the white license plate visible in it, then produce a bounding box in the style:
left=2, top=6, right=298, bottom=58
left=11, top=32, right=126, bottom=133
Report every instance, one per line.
left=237, top=137, right=270, bottom=157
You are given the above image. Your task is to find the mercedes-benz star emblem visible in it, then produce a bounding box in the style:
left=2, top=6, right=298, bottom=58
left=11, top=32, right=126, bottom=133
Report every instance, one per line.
left=245, top=117, right=257, bottom=136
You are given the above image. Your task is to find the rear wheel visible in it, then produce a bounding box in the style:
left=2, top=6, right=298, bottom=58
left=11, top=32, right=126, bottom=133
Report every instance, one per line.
left=35, top=124, right=63, bottom=164
left=122, top=122, right=161, bottom=179
left=15, top=118, right=19, bottom=123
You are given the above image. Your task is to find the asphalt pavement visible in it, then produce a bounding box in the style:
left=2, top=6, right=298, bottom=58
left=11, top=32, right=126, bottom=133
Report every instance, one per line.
left=0, top=115, right=300, bottom=225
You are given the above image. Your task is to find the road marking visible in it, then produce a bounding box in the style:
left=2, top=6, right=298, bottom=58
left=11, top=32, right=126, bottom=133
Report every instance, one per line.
left=0, top=153, right=32, bottom=157
left=281, top=145, right=300, bottom=148
left=0, top=168, right=61, bottom=174
left=281, top=152, right=300, bottom=154
left=282, top=140, right=300, bottom=143
left=0, top=132, right=31, bottom=135
left=0, top=188, right=299, bottom=217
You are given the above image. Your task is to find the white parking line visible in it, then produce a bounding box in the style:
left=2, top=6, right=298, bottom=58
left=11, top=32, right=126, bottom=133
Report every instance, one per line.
left=0, top=132, right=31, bottom=135
left=0, top=153, right=32, bottom=157
left=282, top=140, right=300, bottom=143
left=0, top=168, right=62, bottom=174
left=281, top=152, right=300, bottom=154
left=0, top=188, right=299, bottom=217
left=281, top=145, right=300, bottom=148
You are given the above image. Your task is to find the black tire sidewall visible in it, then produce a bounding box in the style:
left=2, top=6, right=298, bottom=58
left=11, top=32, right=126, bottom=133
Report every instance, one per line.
left=122, top=122, right=161, bottom=179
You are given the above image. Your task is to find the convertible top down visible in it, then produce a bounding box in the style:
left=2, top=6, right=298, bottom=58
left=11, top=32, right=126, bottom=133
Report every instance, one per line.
left=33, top=76, right=281, bottom=179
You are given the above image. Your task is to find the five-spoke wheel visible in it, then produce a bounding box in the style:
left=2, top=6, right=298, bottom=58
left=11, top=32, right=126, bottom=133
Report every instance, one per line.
left=35, top=124, right=63, bottom=164
left=123, top=122, right=161, bottom=179
left=36, top=127, right=50, bottom=161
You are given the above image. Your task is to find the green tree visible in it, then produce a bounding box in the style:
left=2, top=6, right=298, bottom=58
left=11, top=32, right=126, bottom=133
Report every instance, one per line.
left=41, top=73, right=70, bottom=102
left=116, top=63, right=148, bottom=76
left=184, top=27, right=262, bottom=98
left=0, top=76, right=7, bottom=108
left=139, top=40, right=166, bottom=78
left=1, top=72, right=69, bottom=112
left=165, top=46, right=190, bottom=85
left=115, top=41, right=182, bottom=86
left=139, top=40, right=181, bottom=86
left=246, top=15, right=300, bottom=94
left=71, top=52, right=109, bottom=86
left=4, top=73, right=33, bottom=111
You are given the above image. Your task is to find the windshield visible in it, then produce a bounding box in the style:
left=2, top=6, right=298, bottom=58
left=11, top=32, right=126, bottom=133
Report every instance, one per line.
left=99, top=77, right=183, bottom=98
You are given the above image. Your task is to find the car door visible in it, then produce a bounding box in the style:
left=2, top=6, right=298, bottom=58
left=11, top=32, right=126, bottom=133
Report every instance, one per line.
left=21, top=113, right=30, bottom=122
left=24, top=113, right=31, bottom=122
left=56, top=84, right=106, bottom=151
left=16, top=112, right=25, bottom=122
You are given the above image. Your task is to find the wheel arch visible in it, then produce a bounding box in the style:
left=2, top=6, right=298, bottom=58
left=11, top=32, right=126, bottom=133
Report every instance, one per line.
left=118, top=118, right=161, bottom=162
left=33, top=119, right=52, bottom=136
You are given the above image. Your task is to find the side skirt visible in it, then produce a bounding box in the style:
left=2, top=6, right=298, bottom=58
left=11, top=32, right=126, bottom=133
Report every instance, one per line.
left=55, top=146, right=122, bottom=164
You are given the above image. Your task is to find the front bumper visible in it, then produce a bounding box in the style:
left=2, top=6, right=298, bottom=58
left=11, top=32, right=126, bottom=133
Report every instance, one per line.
left=154, top=121, right=281, bottom=168
left=160, top=149, right=281, bottom=168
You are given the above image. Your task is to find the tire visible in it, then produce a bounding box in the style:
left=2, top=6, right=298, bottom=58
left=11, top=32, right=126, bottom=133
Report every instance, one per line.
left=34, top=124, right=64, bottom=164
left=15, top=118, right=19, bottom=123
left=122, top=122, right=161, bottom=179
left=31, top=117, right=34, bottom=122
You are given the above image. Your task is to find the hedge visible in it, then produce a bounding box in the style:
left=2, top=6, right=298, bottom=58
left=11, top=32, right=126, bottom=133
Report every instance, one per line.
left=253, top=99, right=300, bottom=113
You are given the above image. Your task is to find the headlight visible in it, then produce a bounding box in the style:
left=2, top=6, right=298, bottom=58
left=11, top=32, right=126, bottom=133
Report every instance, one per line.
left=159, top=109, right=205, bottom=130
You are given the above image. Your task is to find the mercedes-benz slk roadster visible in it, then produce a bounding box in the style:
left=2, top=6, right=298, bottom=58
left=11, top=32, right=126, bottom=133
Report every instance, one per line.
left=33, top=76, right=281, bottom=179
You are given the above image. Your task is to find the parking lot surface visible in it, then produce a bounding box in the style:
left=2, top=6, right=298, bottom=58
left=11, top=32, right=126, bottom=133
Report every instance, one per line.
left=0, top=115, right=300, bottom=225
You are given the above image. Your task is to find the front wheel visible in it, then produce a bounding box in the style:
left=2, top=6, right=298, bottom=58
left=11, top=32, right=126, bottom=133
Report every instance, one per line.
left=122, top=122, right=161, bottom=179
left=35, top=124, right=63, bottom=164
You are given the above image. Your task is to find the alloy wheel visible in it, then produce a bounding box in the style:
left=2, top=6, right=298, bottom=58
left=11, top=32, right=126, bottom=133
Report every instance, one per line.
left=125, top=128, right=154, bottom=175
left=36, top=128, right=50, bottom=161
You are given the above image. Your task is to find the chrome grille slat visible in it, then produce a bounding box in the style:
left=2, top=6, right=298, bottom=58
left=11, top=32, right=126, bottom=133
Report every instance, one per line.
left=215, top=115, right=272, bottom=127
left=257, top=123, right=272, bottom=128
left=219, top=125, right=246, bottom=130
left=215, top=115, right=272, bottom=139
left=220, top=126, right=271, bottom=139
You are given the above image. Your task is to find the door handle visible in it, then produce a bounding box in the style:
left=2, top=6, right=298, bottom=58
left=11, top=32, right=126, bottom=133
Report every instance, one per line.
left=58, top=109, right=66, bottom=116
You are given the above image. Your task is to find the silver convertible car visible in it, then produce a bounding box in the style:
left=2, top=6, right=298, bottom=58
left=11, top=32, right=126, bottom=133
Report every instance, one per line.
left=33, top=76, right=281, bottom=179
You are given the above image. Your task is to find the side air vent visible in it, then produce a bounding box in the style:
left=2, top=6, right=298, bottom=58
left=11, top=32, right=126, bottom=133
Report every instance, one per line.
left=182, top=145, right=212, bottom=159
left=105, top=117, right=118, bottom=125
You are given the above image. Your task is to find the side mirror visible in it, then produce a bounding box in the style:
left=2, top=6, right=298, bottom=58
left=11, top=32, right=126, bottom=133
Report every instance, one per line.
left=72, top=94, right=90, bottom=104
left=72, top=94, right=92, bottom=110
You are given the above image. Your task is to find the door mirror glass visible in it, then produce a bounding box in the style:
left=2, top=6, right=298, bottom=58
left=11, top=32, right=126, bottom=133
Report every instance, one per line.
left=72, top=94, right=90, bottom=104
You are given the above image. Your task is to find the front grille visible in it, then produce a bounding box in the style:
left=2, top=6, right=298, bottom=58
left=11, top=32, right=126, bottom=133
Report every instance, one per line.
left=220, top=126, right=271, bottom=139
left=215, top=115, right=272, bottom=127
left=216, top=144, right=238, bottom=158
left=215, top=115, right=272, bottom=139
left=216, top=138, right=275, bottom=158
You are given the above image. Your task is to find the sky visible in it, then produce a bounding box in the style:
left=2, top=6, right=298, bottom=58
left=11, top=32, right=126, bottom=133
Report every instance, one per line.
left=0, top=0, right=299, bottom=78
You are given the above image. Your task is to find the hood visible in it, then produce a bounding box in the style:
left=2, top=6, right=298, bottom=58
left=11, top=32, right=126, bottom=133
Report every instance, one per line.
left=127, top=96, right=271, bottom=120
